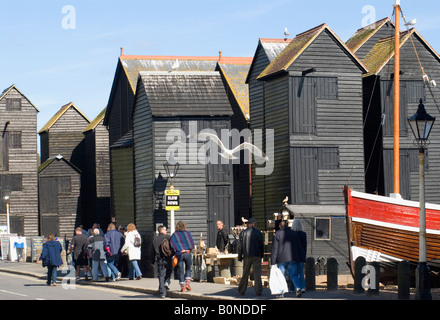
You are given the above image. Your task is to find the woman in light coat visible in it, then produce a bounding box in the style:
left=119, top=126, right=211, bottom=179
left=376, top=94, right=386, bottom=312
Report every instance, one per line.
left=121, top=223, right=142, bottom=280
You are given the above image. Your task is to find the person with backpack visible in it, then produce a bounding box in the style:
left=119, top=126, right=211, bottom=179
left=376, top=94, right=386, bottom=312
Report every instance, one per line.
left=121, top=223, right=142, bottom=280
left=152, top=225, right=174, bottom=298
left=170, top=221, right=194, bottom=292
left=88, top=228, right=110, bottom=282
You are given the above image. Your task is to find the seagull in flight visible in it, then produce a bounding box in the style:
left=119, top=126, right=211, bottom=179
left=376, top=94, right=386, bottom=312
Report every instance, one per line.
left=188, top=132, right=269, bottom=161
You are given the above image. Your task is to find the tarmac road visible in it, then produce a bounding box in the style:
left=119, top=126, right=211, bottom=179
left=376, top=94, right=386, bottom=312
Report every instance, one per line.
left=0, top=271, right=166, bottom=300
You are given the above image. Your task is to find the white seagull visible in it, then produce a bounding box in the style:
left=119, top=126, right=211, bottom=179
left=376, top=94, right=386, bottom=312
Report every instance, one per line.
left=188, top=132, right=269, bottom=161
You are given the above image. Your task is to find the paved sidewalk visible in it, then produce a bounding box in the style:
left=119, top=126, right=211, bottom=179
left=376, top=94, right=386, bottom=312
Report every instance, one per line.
left=0, top=260, right=436, bottom=300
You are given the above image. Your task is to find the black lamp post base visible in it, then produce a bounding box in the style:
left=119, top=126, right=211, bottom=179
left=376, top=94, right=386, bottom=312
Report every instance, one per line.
left=415, top=262, right=432, bottom=300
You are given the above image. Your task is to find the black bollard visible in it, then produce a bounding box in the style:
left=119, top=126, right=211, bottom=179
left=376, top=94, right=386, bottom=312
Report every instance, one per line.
left=305, top=257, right=316, bottom=291
left=398, top=260, right=410, bottom=300
left=326, top=257, right=338, bottom=291
left=367, top=262, right=380, bottom=296
left=354, top=256, right=366, bottom=294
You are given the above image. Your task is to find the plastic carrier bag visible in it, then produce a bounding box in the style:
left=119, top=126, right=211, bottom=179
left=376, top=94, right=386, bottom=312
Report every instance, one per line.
left=269, top=264, right=289, bottom=295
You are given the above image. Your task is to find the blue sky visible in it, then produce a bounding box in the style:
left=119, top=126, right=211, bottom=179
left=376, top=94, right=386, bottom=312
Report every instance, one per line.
left=1, top=0, right=440, bottom=139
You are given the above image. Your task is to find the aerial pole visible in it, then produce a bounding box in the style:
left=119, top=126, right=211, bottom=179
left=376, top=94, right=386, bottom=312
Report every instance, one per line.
left=393, top=0, right=401, bottom=196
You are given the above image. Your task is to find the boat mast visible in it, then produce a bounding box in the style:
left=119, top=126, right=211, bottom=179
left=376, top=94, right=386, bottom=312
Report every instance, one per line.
left=393, top=0, right=401, bottom=196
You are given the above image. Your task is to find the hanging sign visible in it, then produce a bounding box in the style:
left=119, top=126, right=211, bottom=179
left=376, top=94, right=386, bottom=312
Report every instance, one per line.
left=165, top=189, right=180, bottom=211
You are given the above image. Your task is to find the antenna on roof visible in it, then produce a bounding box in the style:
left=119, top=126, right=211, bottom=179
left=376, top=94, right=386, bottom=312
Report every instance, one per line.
left=284, top=27, right=290, bottom=40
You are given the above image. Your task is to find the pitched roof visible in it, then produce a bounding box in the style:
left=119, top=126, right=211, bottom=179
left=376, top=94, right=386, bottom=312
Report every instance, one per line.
left=105, top=52, right=251, bottom=125
left=119, top=54, right=219, bottom=93
left=38, top=102, right=90, bottom=134
left=345, top=17, right=393, bottom=53
left=38, top=154, right=82, bottom=174
left=246, top=38, right=292, bottom=84
left=83, top=107, right=106, bottom=133
left=362, top=28, right=440, bottom=77
left=0, top=84, right=39, bottom=112
left=257, top=23, right=368, bottom=80
left=217, top=60, right=252, bottom=120
left=138, top=71, right=233, bottom=117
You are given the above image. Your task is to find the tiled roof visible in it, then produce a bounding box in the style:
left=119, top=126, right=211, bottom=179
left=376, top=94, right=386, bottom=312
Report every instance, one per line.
left=218, top=61, right=251, bottom=120
left=119, top=54, right=219, bottom=92
left=363, top=28, right=440, bottom=77
left=362, top=29, right=430, bottom=77
left=257, top=23, right=368, bottom=80
left=346, top=17, right=392, bottom=53
left=245, top=38, right=292, bottom=84
left=259, top=38, right=293, bottom=61
left=138, top=71, right=233, bottom=117
left=38, top=102, right=90, bottom=134
left=83, top=107, right=106, bottom=133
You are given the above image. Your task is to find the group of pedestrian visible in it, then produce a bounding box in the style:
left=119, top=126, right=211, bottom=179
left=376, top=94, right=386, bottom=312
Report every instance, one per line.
left=236, top=217, right=307, bottom=298
left=39, top=222, right=143, bottom=286
left=39, top=216, right=307, bottom=298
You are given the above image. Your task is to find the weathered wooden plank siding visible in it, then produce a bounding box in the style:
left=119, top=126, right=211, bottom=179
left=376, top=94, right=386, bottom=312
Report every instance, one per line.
left=377, top=34, right=440, bottom=203
left=248, top=46, right=271, bottom=225
left=153, top=120, right=209, bottom=240
left=0, top=87, right=39, bottom=236
left=288, top=30, right=365, bottom=204
left=133, top=81, right=154, bottom=233
left=263, top=74, right=290, bottom=217
left=39, top=159, right=81, bottom=241
left=94, top=123, right=111, bottom=217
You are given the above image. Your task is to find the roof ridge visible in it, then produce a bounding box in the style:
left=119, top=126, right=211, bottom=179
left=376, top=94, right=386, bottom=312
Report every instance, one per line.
left=355, top=17, right=391, bottom=33
left=294, top=23, right=327, bottom=38
left=38, top=102, right=90, bottom=134
left=259, top=38, right=293, bottom=43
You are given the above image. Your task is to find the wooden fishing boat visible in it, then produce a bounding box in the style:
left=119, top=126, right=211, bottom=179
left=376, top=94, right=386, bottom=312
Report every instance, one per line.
left=344, top=187, right=440, bottom=277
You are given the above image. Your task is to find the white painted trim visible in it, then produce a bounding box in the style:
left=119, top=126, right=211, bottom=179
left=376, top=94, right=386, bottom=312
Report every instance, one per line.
left=350, top=190, right=440, bottom=211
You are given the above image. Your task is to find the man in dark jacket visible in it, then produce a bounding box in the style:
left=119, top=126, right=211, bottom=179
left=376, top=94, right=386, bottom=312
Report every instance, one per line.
left=216, top=220, right=229, bottom=253
left=271, top=220, right=304, bottom=297
left=152, top=225, right=173, bottom=298
left=105, top=223, right=124, bottom=281
left=237, top=218, right=264, bottom=296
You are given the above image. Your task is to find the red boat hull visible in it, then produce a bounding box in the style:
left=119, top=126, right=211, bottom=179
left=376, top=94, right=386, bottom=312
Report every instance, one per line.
left=344, top=187, right=440, bottom=278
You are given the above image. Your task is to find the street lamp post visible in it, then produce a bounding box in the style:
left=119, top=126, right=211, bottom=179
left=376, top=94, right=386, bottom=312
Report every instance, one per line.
left=408, top=99, right=435, bottom=300
left=163, top=156, right=180, bottom=234
left=3, top=189, right=11, bottom=234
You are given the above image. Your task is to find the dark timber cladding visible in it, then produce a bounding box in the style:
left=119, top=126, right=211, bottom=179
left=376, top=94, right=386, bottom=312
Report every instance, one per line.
left=0, top=85, right=39, bottom=236
left=251, top=24, right=367, bottom=273
left=133, top=71, right=234, bottom=248
left=360, top=26, right=440, bottom=203
left=38, top=155, right=81, bottom=241
left=83, top=108, right=111, bottom=229
left=246, top=38, right=292, bottom=234
left=38, top=102, right=90, bottom=171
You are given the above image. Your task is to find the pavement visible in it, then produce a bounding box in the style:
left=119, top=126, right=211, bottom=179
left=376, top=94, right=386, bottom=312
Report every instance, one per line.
left=0, top=260, right=439, bottom=300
